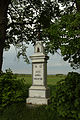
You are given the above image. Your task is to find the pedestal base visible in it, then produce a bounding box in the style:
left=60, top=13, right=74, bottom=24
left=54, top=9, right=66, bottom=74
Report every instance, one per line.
left=26, top=97, right=50, bottom=105
left=26, top=86, right=50, bottom=105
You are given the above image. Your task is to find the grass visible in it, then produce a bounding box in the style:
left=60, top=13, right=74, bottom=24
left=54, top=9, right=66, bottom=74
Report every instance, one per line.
left=0, top=74, right=66, bottom=120
left=1, top=103, right=52, bottom=120
left=16, top=74, right=66, bottom=86
left=47, top=74, right=66, bottom=85
left=16, top=74, right=66, bottom=96
left=47, top=74, right=66, bottom=95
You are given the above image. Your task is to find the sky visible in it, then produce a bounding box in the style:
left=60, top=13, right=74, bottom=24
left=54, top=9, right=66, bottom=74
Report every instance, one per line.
left=2, top=44, right=80, bottom=75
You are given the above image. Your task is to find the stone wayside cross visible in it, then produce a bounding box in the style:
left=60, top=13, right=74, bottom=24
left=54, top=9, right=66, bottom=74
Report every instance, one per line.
left=26, top=41, right=50, bottom=105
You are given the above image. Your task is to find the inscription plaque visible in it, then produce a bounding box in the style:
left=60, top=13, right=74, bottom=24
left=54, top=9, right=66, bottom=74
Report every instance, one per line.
left=33, top=64, right=43, bottom=81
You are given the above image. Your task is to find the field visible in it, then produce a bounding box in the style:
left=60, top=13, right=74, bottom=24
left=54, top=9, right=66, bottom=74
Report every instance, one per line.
left=16, top=74, right=66, bottom=86
left=0, top=74, right=66, bottom=120
left=17, top=74, right=66, bottom=95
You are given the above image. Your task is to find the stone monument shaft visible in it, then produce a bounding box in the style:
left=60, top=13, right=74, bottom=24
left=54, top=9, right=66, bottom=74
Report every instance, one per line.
left=26, top=41, right=50, bottom=105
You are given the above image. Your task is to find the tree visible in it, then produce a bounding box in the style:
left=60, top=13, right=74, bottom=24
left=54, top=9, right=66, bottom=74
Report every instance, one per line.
left=0, top=0, right=80, bottom=72
left=0, top=0, right=58, bottom=72
left=0, top=0, right=11, bottom=72
left=45, top=0, right=80, bottom=69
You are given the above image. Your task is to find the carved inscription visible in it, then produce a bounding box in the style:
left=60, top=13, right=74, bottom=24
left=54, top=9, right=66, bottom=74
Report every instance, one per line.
left=33, top=64, right=43, bottom=80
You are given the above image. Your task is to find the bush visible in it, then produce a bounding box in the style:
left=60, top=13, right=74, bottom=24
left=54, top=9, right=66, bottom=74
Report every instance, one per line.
left=49, top=72, right=80, bottom=120
left=0, top=69, right=28, bottom=110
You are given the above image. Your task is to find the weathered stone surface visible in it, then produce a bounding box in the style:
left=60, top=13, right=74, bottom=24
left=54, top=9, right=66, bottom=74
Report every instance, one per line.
left=29, top=86, right=50, bottom=98
left=26, top=98, right=50, bottom=105
left=26, top=41, right=50, bottom=105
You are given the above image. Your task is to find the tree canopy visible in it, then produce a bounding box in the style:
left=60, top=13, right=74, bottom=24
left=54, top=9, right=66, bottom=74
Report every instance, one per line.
left=0, top=0, right=80, bottom=71
left=0, top=0, right=55, bottom=71
left=45, top=0, right=80, bottom=69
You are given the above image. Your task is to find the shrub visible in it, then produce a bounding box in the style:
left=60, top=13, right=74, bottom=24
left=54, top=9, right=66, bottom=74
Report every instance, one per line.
left=0, top=69, right=28, bottom=110
left=49, top=72, right=80, bottom=120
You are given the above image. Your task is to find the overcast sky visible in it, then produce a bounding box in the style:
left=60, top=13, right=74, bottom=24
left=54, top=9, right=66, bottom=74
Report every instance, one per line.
left=2, top=44, right=80, bottom=75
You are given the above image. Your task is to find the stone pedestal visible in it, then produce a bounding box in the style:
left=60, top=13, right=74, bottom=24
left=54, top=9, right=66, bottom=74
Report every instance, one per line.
left=26, top=41, right=50, bottom=105
left=26, top=86, right=50, bottom=105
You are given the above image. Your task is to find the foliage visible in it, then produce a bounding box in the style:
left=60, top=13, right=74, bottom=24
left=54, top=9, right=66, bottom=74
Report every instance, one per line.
left=49, top=72, right=80, bottom=120
left=45, top=0, right=80, bottom=69
left=0, top=0, right=80, bottom=71
left=8, top=0, right=80, bottom=69
left=5, top=0, right=57, bottom=61
left=7, top=0, right=59, bottom=42
left=0, top=103, right=54, bottom=120
left=0, top=0, right=79, bottom=71
left=0, top=69, right=28, bottom=110
left=46, top=12, right=80, bottom=69
left=1, top=0, right=58, bottom=72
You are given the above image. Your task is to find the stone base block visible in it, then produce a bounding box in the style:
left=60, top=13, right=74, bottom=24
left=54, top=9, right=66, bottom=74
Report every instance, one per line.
left=26, top=86, right=50, bottom=105
left=26, top=97, right=50, bottom=105
left=29, top=86, right=50, bottom=98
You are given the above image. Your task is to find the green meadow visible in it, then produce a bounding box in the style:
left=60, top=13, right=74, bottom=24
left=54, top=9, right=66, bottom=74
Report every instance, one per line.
left=0, top=74, right=66, bottom=120
left=17, top=74, right=66, bottom=95
left=16, top=74, right=66, bottom=86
